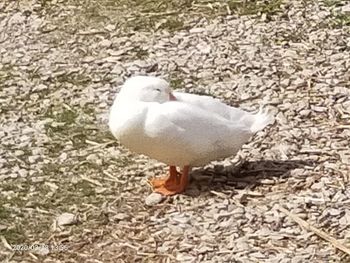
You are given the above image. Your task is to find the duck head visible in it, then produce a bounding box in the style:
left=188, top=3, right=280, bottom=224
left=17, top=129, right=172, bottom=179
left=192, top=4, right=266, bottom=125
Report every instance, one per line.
left=119, top=76, right=177, bottom=103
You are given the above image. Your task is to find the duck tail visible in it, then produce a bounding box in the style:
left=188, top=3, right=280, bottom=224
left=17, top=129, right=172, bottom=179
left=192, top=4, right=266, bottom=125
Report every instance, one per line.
left=250, top=106, right=274, bottom=133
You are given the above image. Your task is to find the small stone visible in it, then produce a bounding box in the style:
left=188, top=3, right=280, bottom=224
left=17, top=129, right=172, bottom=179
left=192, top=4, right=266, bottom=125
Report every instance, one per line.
left=250, top=251, right=266, bottom=259
left=339, top=211, right=350, bottom=225
left=56, top=213, right=77, bottom=226
left=342, top=4, right=350, bottom=13
left=86, top=154, right=97, bottom=162
left=9, top=173, right=18, bottom=178
left=33, top=84, right=48, bottom=91
left=294, top=78, right=305, bottom=87
left=18, top=169, right=28, bottom=178
left=169, top=225, right=184, bottom=236
left=157, top=244, right=170, bottom=253
left=113, top=213, right=129, bottom=220
left=290, top=168, right=305, bottom=177
left=95, top=187, right=106, bottom=194
left=83, top=56, right=95, bottom=63
left=311, top=106, right=327, bottom=112
left=105, top=24, right=116, bottom=31
left=171, top=214, right=190, bottom=224
left=176, top=254, right=195, bottom=261
left=28, top=155, right=40, bottom=164
left=59, top=152, right=67, bottom=162
left=145, top=193, right=163, bottom=206
left=280, top=78, right=290, bottom=87
left=196, top=42, right=211, bottom=54
left=328, top=208, right=340, bottom=216
left=300, top=109, right=311, bottom=117
left=14, top=150, right=25, bottom=156
left=189, top=27, right=205, bottom=33
left=99, top=39, right=112, bottom=47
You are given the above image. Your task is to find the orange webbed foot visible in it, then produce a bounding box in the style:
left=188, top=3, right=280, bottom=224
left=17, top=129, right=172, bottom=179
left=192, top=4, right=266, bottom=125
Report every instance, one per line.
left=153, top=183, right=186, bottom=196
left=150, top=166, right=190, bottom=196
left=148, top=166, right=180, bottom=188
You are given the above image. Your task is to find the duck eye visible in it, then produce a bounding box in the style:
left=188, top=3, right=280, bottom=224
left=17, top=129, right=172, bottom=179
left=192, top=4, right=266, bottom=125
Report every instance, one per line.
left=155, top=88, right=161, bottom=92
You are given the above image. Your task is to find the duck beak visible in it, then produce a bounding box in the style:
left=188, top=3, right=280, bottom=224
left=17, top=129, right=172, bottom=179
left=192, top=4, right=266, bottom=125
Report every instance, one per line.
left=169, top=92, right=177, bottom=101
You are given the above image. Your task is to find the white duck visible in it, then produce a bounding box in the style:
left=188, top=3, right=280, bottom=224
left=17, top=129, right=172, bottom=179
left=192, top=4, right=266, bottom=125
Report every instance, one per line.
left=109, top=76, right=274, bottom=195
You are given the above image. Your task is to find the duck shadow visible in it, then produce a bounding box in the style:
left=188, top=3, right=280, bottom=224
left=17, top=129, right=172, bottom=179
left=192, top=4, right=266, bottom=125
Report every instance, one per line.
left=186, top=159, right=316, bottom=196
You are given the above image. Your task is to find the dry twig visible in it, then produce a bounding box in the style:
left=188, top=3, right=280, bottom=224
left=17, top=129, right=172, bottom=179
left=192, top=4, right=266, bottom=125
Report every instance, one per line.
left=278, top=206, right=350, bottom=256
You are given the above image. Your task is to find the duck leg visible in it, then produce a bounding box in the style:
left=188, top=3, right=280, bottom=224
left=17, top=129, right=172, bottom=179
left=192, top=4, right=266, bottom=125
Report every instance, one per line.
left=152, top=165, right=190, bottom=196
left=149, top=166, right=180, bottom=188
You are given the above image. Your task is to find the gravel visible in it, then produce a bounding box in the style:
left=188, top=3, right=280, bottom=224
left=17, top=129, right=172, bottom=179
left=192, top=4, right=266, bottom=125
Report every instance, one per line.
left=0, top=0, right=349, bottom=262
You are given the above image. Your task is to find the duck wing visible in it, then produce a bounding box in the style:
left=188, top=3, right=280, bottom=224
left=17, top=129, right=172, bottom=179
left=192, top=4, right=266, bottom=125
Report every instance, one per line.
left=173, top=92, right=274, bottom=133
left=144, top=101, right=252, bottom=166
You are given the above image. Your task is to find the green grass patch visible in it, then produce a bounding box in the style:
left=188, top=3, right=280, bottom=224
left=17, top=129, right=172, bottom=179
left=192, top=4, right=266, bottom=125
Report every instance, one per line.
left=133, top=46, right=149, bottom=59
left=318, top=0, right=350, bottom=29
left=170, top=76, right=185, bottom=90
left=323, top=0, right=344, bottom=7
left=155, top=17, right=186, bottom=32
left=34, top=0, right=284, bottom=36
left=43, top=104, right=97, bottom=146
left=0, top=205, right=10, bottom=220
left=0, top=65, right=15, bottom=82
left=41, top=162, right=62, bottom=175
left=1, top=226, right=27, bottom=245
left=55, top=72, right=92, bottom=87
left=228, top=0, right=283, bottom=16
left=332, top=13, right=350, bottom=28
left=56, top=109, right=77, bottom=125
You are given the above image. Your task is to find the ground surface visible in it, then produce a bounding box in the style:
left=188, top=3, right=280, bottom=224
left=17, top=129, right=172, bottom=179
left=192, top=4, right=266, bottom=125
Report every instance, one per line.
left=1, top=0, right=350, bottom=262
